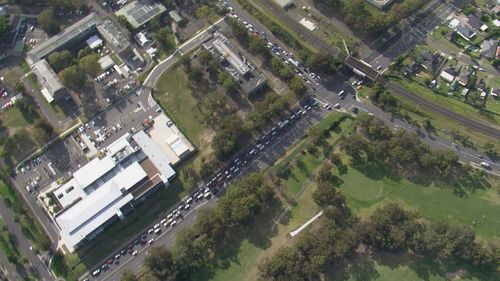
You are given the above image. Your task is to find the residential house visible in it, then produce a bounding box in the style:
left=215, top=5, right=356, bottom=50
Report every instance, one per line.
left=492, top=5, right=500, bottom=16
left=458, top=69, right=472, bottom=87
left=404, top=61, right=420, bottom=75
left=456, top=23, right=476, bottom=41
left=418, top=51, right=440, bottom=74
left=440, top=68, right=457, bottom=83
left=465, top=14, right=487, bottom=31
left=480, top=39, right=498, bottom=59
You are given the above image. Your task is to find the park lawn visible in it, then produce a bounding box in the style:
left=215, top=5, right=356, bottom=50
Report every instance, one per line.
left=0, top=107, right=29, bottom=131
left=396, top=79, right=500, bottom=127
left=275, top=114, right=352, bottom=198
left=338, top=155, right=500, bottom=243
left=357, top=86, right=371, bottom=98
left=153, top=65, right=210, bottom=149
left=282, top=152, right=324, bottom=197
left=56, top=180, right=189, bottom=281
left=200, top=183, right=322, bottom=281
left=325, top=252, right=495, bottom=281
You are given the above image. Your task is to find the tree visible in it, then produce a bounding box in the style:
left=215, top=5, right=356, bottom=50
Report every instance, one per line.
left=227, top=18, right=248, bottom=42
left=144, top=246, right=177, bottom=280
left=288, top=76, right=307, bottom=96
left=59, top=65, right=86, bottom=90
left=38, top=9, right=59, bottom=35
left=32, top=120, right=53, bottom=143
left=48, top=50, right=73, bottom=72
left=248, top=35, right=267, bottom=55
left=197, top=49, right=212, bottom=66
left=483, top=142, right=497, bottom=157
left=218, top=72, right=238, bottom=94
left=276, top=162, right=291, bottom=178
left=121, top=269, right=140, bottom=281
left=279, top=66, right=295, bottom=80
left=188, top=66, right=203, bottom=83
left=154, top=27, right=175, bottom=54
left=79, top=54, right=101, bottom=77
left=0, top=16, right=9, bottom=42
left=180, top=55, right=191, bottom=71
left=196, top=5, right=212, bottom=21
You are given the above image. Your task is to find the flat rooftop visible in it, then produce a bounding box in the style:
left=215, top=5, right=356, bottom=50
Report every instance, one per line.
left=116, top=0, right=167, bottom=29
left=26, top=12, right=130, bottom=65
left=213, top=38, right=251, bottom=76
left=32, top=59, right=64, bottom=101
left=73, top=156, right=116, bottom=189
left=148, top=113, right=194, bottom=165
left=132, top=131, right=176, bottom=184
left=26, top=13, right=100, bottom=64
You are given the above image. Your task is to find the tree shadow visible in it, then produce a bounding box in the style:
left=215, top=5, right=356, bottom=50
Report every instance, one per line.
left=323, top=254, right=380, bottom=281
left=194, top=199, right=283, bottom=280
left=349, top=157, right=401, bottom=182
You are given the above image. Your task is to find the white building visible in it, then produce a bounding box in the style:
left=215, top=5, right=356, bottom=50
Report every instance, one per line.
left=53, top=131, right=177, bottom=252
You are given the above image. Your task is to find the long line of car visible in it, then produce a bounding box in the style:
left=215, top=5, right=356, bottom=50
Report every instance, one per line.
left=88, top=96, right=325, bottom=279
left=223, top=3, right=322, bottom=89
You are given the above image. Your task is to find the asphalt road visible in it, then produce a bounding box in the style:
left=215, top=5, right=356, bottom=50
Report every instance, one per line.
left=244, top=0, right=500, bottom=138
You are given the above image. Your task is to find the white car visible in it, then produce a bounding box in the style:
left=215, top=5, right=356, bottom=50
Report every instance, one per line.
left=92, top=269, right=100, bottom=276
left=132, top=250, right=138, bottom=256
left=480, top=162, right=490, bottom=168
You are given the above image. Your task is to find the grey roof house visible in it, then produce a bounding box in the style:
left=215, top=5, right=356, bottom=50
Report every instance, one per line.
left=418, top=51, right=440, bottom=74
left=456, top=23, right=476, bottom=41
left=480, top=39, right=498, bottom=59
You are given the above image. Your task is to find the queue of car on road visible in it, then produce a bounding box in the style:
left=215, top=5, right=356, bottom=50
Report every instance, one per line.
left=223, top=2, right=321, bottom=89
left=89, top=97, right=323, bottom=279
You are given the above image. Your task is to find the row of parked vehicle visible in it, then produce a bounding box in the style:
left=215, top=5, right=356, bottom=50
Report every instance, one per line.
left=224, top=4, right=320, bottom=88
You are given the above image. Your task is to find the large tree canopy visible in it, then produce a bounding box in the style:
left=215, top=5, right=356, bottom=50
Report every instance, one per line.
left=38, top=9, right=59, bottom=35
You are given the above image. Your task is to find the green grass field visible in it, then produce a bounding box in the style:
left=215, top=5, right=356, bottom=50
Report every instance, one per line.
left=153, top=65, right=210, bottom=148
left=339, top=155, right=500, bottom=242
left=275, top=114, right=353, bottom=198
left=198, top=182, right=322, bottom=281
left=0, top=107, right=29, bottom=132
left=325, top=251, right=495, bottom=281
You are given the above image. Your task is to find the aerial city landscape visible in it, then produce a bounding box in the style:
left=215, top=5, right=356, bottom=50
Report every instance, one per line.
left=0, top=0, right=498, bottom=280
